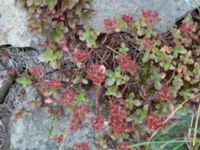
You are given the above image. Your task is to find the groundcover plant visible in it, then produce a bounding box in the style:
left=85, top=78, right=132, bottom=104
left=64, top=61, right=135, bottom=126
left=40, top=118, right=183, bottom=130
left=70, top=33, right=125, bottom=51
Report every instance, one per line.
left=10, top=0, right=200, bottom=149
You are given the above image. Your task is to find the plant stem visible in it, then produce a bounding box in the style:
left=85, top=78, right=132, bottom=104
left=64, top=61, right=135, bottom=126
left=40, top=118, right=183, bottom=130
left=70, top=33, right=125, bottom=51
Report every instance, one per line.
left=47, top=113, right=57, bottom=145
left=106, top=46, right=120, bottom=55
left=59, top=125, right=69, bottom=150
left=95, top=85, right=100, bottom=114
left=193, top=102, right=200, bottom=146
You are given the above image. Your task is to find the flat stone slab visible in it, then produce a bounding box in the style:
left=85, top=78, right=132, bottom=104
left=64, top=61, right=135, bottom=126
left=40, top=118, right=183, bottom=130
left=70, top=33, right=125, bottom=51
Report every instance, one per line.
left=88, top=0, right=200, bottom=32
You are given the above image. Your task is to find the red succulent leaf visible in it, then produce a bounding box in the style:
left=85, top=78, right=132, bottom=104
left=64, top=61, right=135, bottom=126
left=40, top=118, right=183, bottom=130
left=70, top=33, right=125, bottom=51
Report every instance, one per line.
left=47, top=79, right=61, bottom=90
left=58, top=40, right=68, bottom=52
left=29, top=66, right=42, bottom=75
left=121, top=14, right=133, bottom=26
left=117, top=53, right=137, bottom=75
left=109, top=100, right=129, bottom=135
left=70, top=105, right=89, bottom=131
left=71, top=49, right=89, bottom=63
left=104, top=18, right=119, bottom=33
left=72, top=142, right=89, bottom=150
left=59, top=90, right=76, bottom=108
left=155, top=84, right=173, bottom=101
left=87, top=64, right=106, bottom=85
left=141, top=9, right=161, bottom=25
left=180, top=23, right=193, bottom=35
left=141, top=38, right=153, bottom=51
left=53, top=134, right=64, bottom=143
left=90, top=115, right=104, bottom=132
left=145, top=114, right=164, bottom=130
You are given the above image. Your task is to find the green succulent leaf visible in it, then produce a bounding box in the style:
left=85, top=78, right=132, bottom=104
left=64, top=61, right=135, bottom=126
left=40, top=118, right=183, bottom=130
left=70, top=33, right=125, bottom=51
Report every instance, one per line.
left=74, top=89, right=89, bottom=104
left=119, top=43, right=129, bottom=53
left=73, top=76, right=80, bottom=84
left=154, top=80, right=161, bottom=90
left=123, top=75, right=130, bottom=82
left=142, top=52, right=150, bottom=63
left=193, top=65, right=200, bottom=76
left=51, top=31, right=64, bottom=42
left=45, top=0, right=57, bottom=9
left=106, top=86, right=118, bottom=96
left=39, top=48, right=63, bottom=69
left=80, top=26, right=99, bottom=48
left=106, top=70, right=114, bottom=77
left=82, top=78, right=88, bottom=85
left=17, top=74, right=32, bottom=89
left=27, top=0, right=34, bottom=7
left=105, top=78, right=116, bottom=86
left=63, top=0, right=79, bottom=9
left=118, top=18, right=127, bottom=29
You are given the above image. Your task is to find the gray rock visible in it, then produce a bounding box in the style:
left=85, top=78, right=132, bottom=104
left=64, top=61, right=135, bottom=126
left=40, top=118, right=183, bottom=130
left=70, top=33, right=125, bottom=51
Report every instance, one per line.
left=9, top=108, right=96, bottom=150
left=0, top=104, right=12, bottom=150
left=0, top=63, right=10, bottom=104
left=1, top=81, right=96, bottom=150
left=0, top=84, right=43, bottom=150
left=88, top=0, right=200, bottom=32
left=0, top=45, right=40, bottom=72
left=0, top=0, right=46, bottom=49
left=0, top=120, right=6, bottom=149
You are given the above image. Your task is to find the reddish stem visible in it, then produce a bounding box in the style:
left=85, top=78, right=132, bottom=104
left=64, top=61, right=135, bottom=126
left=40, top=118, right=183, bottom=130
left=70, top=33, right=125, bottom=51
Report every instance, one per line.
left=95, top=85, right=100, bottom=114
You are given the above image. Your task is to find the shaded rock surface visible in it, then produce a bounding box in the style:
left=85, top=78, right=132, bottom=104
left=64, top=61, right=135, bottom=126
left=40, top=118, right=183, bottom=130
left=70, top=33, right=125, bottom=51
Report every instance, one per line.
left=0, top=63, right=11, bottom=104
left=88, top=0, right=200, bottom=32
left=0, top=45, right=40, bottom=106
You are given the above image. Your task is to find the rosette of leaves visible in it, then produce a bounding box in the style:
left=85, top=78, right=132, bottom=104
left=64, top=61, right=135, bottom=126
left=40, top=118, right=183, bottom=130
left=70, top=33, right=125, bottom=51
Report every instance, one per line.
left=50, top=21, right=68, bottom=42
left=105, top=67, right=130, bottom=96
left=127, top=105, right=148, bottom=123
left=170, top=75, right=184, bottom=97
left=39, top=47, right=63, bottom=69
left=193, top=63, right=200, bottom=82
left=149, top=47, right=175, bottom=71
left=21, top=0, right=45, bottom=13
left=131, top=19, right=153, bottom=37
left=74, top=89, right=89, bottom=104
left=119, top=43, right=129, bottom=53
left=125, top=92, right=143, bottom=110
left=155, top=103, right=171, bottom=115
left=149, top=66, right=162, bottom=90
left=72, top=75, right=88, bottom=85
left=24, top=0, right=59, bottom=11
left=80, top=26, right=100, bottom=48
left=61, top=0, right=92, bottom=28
left=16, top=74, right=32, bottom=89
left=106, top=67, right=130, bottom=86
left=142, top=40, right=161, bottom=63
left=171, top=15, right=197, bottom=47
left=28, top=18, right=47, bottom=35
left=21, top=0, right=93, bottom=41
